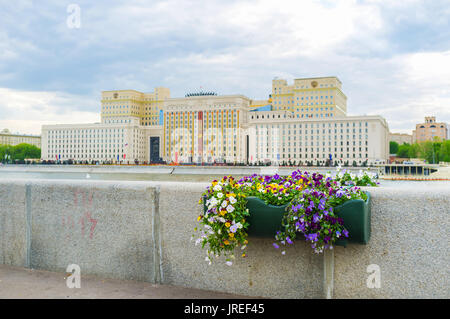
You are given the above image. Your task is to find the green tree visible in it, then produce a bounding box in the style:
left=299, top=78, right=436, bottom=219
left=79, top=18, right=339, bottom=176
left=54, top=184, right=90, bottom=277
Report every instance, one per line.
left=0, top=143, right=41, bottom=162
left=408, top=143, right=420, bottom=159
left=389, top=141, right=399, bottom=154
left=420, top=141, right=435, bottom=163
left=438, top=140, right=450, bottom=162
left=397, top=143, right=411, bottom=158
left=0, top=144, right=14, bottom=162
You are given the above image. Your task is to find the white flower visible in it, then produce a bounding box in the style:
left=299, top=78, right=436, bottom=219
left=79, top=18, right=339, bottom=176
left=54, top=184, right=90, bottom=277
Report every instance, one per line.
left=217, top=192, right=223, bottom=199
left=236, top=222, right=243, bottom=229
left=241, top=245, right=247, bottom=250
left=226, top=205, right=235, bottom=213
left=229, top=196, right=237, bottom=204
left=213, top=184, right=222, bottom=192
left=208, top=197, right=218, bottom=208
left=221, top=200, right=228, bottom=208
left=225, top=261, right=233, bottom=266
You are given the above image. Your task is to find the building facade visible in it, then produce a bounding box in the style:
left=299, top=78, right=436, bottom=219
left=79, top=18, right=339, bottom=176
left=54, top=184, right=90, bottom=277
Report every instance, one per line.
left=101, top=88, right=170, bottom=126
left=389, top=133, right=413, bottom=145
left=271, top=77, right=347, bottom=119
left=412, top=116, right=448, bottom=143
left=0, top=129, right=41, bottom=148
left=41, top=119, right=162, bottom=163
left=162, top=95, right=251, bottom=163
left=244, top=113, right=389, bottom=165
left=41, top=76, right=389, bottom=165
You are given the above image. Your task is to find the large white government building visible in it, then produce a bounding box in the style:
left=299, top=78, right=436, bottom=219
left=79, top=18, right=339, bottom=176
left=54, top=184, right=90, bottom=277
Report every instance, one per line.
left=41, top=76, right=389, bottom=165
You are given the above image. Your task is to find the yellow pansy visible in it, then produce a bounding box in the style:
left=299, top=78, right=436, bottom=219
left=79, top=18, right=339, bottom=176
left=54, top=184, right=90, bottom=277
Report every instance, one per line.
left=225, top=222, right=231, bottom=228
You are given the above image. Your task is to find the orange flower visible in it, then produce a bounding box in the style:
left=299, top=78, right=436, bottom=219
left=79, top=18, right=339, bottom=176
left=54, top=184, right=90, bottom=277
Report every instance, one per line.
left=224, top=240, right=230, bottom=245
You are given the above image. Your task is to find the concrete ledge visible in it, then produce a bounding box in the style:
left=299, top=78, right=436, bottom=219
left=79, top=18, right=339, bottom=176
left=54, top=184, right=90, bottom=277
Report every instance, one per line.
left=1, top=178, right=449, bottom=298
left=0, top=183, right=27, bottom=267
left=334, top=185, right=450, bottom=298
left=157, top=182, right=324, bottom=298
left=0, top=179, right=158, bottom=283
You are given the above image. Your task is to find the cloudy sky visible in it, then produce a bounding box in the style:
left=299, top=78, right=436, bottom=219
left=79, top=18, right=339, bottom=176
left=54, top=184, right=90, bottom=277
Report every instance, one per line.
left=1, top=0, right=449, bottom=135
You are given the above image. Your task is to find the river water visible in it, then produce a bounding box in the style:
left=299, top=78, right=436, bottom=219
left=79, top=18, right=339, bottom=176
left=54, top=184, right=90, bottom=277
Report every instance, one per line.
left=1, top=166, right=449, bottom=188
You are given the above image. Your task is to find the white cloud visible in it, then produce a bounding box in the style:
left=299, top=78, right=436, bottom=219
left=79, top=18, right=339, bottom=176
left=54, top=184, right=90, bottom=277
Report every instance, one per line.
left=345, top=50, right=450, bottom=133
left=0, top=88, right=99, bottom=135
left=1, top=0, right=449, bottom=136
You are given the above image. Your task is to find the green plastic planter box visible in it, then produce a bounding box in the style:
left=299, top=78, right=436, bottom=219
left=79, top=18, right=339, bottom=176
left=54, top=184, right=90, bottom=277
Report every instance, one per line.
left=245, top=196, right=289, bottom=237
left=334, top=191, right=371, bottom=247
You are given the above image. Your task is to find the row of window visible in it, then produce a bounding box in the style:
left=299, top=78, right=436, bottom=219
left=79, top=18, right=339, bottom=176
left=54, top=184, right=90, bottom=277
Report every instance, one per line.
left=255, top=122, right=369, bottom=129
left=256, top=128, right=369, bottom=135
left=254, top=153, right=369, bottom=159
left=273, top=84, right=335, bottom=93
